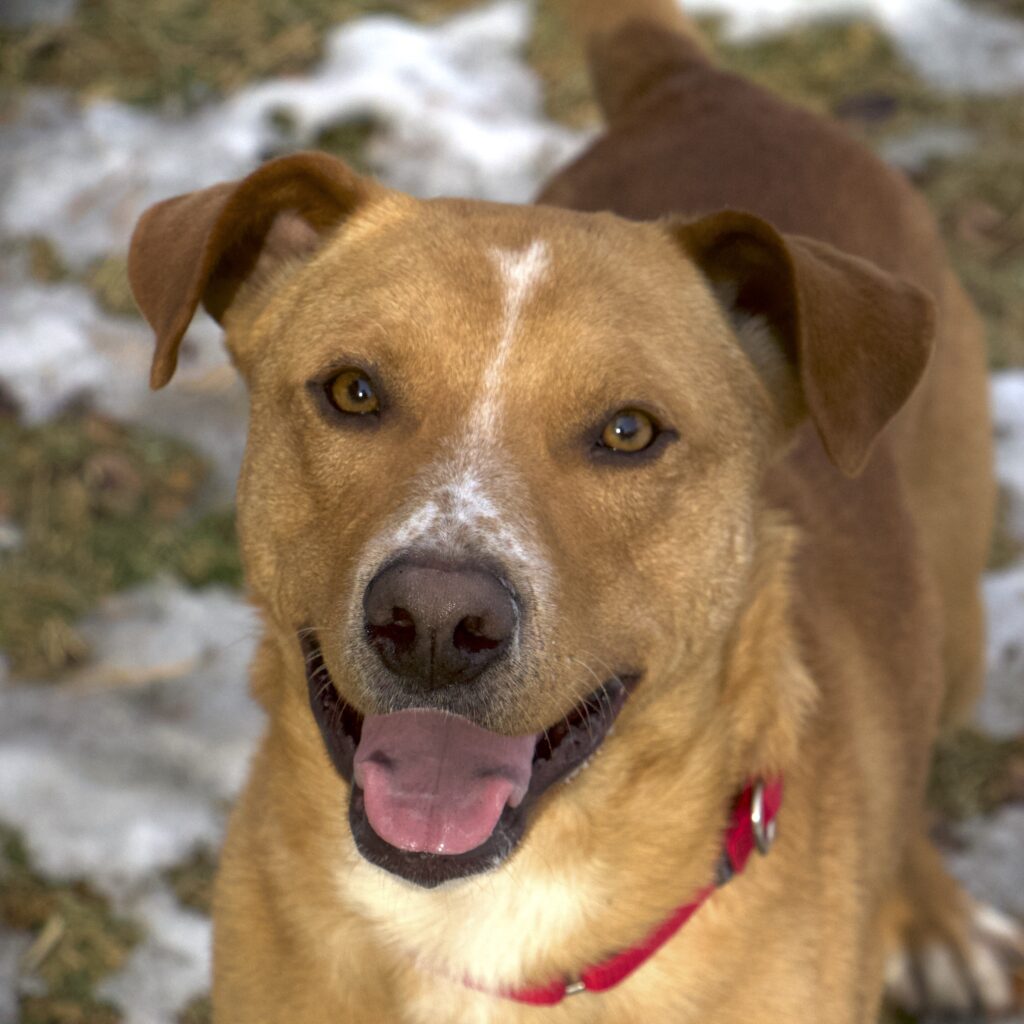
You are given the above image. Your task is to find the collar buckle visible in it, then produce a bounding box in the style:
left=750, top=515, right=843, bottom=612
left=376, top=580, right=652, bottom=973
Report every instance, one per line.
left=750, top=778, right=777, bottom=856
left=564, top=980, right=587, bottom=997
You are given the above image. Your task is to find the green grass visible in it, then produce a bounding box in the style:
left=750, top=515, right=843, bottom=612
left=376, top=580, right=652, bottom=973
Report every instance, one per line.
left=0, top=413, right=242, bottom=678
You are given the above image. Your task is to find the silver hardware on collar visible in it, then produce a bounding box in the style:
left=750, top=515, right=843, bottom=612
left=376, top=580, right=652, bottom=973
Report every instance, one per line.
left=750, top=779, right=777, bottom=856
left=564, top=980, right=587, bottom=997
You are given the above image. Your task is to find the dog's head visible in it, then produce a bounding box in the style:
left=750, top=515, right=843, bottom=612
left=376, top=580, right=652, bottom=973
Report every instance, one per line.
left=130, top=153, right=933, bottom=888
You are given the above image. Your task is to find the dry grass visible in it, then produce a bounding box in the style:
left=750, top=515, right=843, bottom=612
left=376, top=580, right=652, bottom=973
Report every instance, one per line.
left=0, top=0, right=475, bottom=110
left=929, top=728, right=1024, bottom=820
left=165, top=848, right=217, bottom=917
left=0, top=825, right=139, bottom=1019
left=0, top=413, right=241, bottom=677
left=176, top=996, right=212, bottom=1024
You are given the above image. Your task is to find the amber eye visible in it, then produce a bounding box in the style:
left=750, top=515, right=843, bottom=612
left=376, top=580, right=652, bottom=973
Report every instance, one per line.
left=326, top=368, right=380, bottom=416
left=599, top=409, right=657, bottom=453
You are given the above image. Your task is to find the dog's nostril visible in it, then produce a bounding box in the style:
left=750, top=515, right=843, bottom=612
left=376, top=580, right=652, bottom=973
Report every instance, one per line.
left=366, top=607, right=416, bottom=652
left=453, top=615, right=502, bottom=654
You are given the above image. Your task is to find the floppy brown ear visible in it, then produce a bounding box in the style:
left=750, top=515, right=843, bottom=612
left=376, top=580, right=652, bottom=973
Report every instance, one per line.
left=128, top=152, right=379, bottom=389
left=673, top=210, right=935, bottom=476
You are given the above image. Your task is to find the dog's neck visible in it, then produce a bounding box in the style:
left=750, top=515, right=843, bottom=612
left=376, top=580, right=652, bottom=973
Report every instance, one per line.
left=720, top=510, right=817, bottom=777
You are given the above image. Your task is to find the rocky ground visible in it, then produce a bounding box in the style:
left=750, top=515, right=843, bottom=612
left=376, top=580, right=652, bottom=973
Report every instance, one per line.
left=0, top=1, right=1022, bottom=1021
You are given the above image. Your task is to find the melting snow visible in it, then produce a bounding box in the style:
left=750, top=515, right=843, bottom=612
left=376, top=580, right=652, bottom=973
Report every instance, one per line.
left=686, top=0, right=1024, bottom=92
left=0, top=583, right=258, bottom=1015
left=993, top=372, right=1024, bottom=541
left=0, top=583, right=262, bottom=891
left=979, top=565, right=1024, bottom=737
left=97, top=890, right=212, bottom=1024
left=0, top=932, right=31, bottom=1020
left=0, top=265, right=246, bottom=493
left=947, top=806, right=1024, bottom=919
left=0, top=279, right=115, bottom=423
left=0, top=0, right=76, bottom=29
left=0, top=1, right=583, bottom=271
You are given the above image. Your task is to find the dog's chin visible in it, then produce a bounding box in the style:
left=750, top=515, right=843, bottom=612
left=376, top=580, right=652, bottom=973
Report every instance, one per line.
left=300, top=632, right=638, bottom=889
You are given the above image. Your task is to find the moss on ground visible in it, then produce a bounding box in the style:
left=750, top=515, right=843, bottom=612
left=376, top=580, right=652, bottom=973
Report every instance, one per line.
left=0, top=825, right=138, bottom=1020
left=18, top=998, right=122, bottom=1024
left=991, top=487, right=1024, bottom=569
left=165, top=847, right=217, bottom=917
left=525, top=0, right=597, bottom=129
left=928, top=728, right=1024, bottom=820
left=964, top=0, right=1024, bottom=17
left=177, top=995, right=212, bottom=1024
left=0, top=413, right=241, bottom=678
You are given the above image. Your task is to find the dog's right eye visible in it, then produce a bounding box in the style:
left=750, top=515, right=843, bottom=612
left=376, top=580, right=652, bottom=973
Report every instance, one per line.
left=598, top=409, right=658, bottom=453
left=325, top=369, right=380, bottom=416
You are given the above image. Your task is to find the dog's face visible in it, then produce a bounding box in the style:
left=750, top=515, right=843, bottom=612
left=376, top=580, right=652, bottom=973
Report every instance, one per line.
left=232, top=198, right=774, bottom=883
left=129, top=154, right=933, bottom=889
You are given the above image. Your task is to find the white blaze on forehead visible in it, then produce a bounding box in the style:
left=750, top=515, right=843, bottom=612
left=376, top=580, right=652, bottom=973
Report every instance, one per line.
left=471, top=240, right=550, bottom=440
left=354, top=240, right=554, bottom=610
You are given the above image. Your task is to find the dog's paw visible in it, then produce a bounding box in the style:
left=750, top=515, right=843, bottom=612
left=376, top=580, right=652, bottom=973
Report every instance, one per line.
left=884, top=902, right=1024, bottom=1020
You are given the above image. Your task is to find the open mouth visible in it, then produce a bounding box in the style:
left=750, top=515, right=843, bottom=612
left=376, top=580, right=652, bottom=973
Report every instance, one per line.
left=300, top=632, right=638, bottom=888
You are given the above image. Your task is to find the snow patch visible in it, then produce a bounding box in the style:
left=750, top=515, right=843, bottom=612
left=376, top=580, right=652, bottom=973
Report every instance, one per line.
left=880, top=125, right=975, bottom=174
left=76, top=578, right=257, bottom=691
left=0, top=1, right=584, bottom=270
left=978, top=565, right=1024, bottom=737
left=0, top=931, right=31, bottom=1021
left=0, top=519, right=23, bottom=554
left=0, top=583, right=263, bottom=893
left=0, top=280, right=114, bottom=423
left=0, top=0, right=76, bottom=29
left=993, top=371, right=1024, bottom=543
left=684, top=0, right=1024, bottom=92
left=946, top=805, right=1024, bottom=919
left=0, top=265, right=246, bottom=491
left=98, top=889, right=211, bottom=1024
left=976, top=373, right=1024, bottom=737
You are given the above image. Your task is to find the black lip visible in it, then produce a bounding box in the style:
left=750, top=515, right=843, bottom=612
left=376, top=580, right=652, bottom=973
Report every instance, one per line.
left=300, top=631, right=638, bottom=888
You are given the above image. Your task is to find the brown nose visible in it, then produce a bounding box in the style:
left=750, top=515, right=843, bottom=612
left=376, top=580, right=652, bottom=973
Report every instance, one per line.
left=363, top=560, right=517, bottom=688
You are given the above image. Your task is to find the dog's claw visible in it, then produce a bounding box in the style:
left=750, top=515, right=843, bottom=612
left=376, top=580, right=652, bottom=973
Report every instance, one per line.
left=885, top=901, right=1024, bottom=1021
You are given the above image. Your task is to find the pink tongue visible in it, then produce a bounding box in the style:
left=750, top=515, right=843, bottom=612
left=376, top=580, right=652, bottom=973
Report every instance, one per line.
left=353, top=709, right=537, bottom=856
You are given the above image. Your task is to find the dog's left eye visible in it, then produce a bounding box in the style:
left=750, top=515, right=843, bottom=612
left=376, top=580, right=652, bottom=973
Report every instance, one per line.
left=598, top=409, right=658, bottom=453
left=326, top=368, right=380, bottom=416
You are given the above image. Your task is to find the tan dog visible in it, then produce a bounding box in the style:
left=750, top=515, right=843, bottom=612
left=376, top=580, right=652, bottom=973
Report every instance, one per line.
left=128, top=1, right=1022, bottom=1020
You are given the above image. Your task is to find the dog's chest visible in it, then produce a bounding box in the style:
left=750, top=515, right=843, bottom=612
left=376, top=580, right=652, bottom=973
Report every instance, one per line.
left=344, top=859, right=590, bottom=999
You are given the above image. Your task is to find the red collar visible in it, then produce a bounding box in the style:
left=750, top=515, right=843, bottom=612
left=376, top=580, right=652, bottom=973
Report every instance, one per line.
left=468, top=777, right=784, bottom=1007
